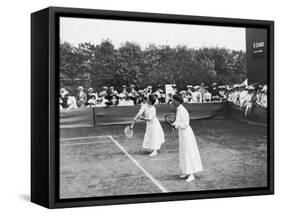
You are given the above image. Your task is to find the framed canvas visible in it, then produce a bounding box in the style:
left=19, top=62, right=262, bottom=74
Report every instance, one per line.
left=31, top=6, right=274, bottom=208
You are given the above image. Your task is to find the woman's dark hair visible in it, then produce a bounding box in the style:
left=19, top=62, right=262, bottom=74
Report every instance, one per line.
left=172, top=94, right=184, bottom=104
left=148, top=94, right=156, bottom=105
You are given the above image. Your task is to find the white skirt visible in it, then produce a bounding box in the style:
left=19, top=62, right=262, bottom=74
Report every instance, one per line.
left=142, top=119, right=165, bottom=151
left=179, top=126, right=203, bottom=175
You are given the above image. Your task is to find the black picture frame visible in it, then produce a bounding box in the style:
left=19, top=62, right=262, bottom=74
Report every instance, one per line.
left=31, top=6, right=274, bottom=209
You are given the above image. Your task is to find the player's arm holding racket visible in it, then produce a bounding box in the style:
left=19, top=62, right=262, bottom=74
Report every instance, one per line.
left=128, top=104, right=145, bottom=128
left=124, top=104, right=145, bottom=138
left=133, top=104, right=145, bottom=120
left=172, top=109, right=189, bottom=129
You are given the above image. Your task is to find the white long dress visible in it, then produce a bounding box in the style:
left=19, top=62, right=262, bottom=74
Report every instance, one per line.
left=135, top=104, right=165, bottom=151
left=173, top=104, right=203, bottom=175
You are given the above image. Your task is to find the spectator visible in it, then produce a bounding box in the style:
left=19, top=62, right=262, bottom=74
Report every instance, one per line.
left=144, top=85, right=153, bottom=97
left=76, top=86, right=87, bottom=107
left=218, top=86, right=227, bottom=101
left=172, top=84, right=178, bottom=95
left=255, top=86, right=264, bottom=108
left=87, top=88, right=97, bottom=107
left=192, top=86, right=203, bottom=103
left=128, top=85, right=138, bottom=105
left=258, top=85, right=267, bottom=108
left=243, top=85, right=255, bottom=115
left=238, top=85, right=248, bottom=108
left=67, top=94, right=78, bottom=109
left=180, top=90, right=189, bottom=103
left=60, top=88, right=69, bottom=108
left=118, top=93, right=127, bottom=106
left=155, top=87, right=165, bottom=104
left=186, top=85, right=193, bottom=103
left=167, top=93, right=173, bottom=104
left=210, top=82, right=220, bottom=102
left=121, top=85, right=129, bottom=100
left=99, top=86, right=108, bottom=98
left=136, top=90, right=145, bottom=105
left=203, top=87, right=212, bottom=102
left=59, top=97, right=63, bottom=111
left=105, top=86, right=119, bottom=107
left=97, top=86, right=108, bottom=105
left=232, top=85, right=240, bottom=105
left=198, top=83, right=206, bottom=99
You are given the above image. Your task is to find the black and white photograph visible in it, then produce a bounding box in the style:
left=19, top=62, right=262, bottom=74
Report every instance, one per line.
left=59, top=17, right=269, bottom=199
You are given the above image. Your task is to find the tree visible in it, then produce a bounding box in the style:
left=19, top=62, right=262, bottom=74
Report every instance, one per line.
left=60, top=40, right=247, bottom=93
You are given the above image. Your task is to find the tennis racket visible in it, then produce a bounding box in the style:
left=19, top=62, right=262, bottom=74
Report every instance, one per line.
left=124, top=120, right=136, bottom=138
left=164, top=113, right=176, bottom=130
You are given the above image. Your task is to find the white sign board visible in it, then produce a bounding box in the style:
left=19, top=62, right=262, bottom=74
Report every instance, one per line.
left=165, top=84, right=176, bottom=103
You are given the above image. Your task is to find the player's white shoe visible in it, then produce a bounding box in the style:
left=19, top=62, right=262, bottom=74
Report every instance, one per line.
left=186, top=174, right=195, bottom=182
left=149, top=151, right=157, bottom=157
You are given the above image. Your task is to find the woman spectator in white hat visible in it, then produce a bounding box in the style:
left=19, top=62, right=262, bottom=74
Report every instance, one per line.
left=97, top=86, right=108, bottom=106
left=180, top=90, right=189, bottom=103
left=76, top=86, right=87, bottom=107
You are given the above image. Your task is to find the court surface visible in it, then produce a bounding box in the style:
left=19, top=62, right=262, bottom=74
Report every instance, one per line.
left=60, top=119, right=267, bottom=199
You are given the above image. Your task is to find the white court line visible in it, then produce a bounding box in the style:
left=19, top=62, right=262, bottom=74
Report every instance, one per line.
left=108, top=136, right=168, bottom=193
left=60, top=135, right=110, bottom=141
left=61, top=140, right=112, bottom=146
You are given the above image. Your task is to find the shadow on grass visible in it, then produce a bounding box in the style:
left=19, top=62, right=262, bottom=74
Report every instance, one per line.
left=130, top=150, right=151, bottom=156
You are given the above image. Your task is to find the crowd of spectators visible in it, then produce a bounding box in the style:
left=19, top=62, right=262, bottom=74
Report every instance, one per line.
left=60, top=82, right=267, bottom=115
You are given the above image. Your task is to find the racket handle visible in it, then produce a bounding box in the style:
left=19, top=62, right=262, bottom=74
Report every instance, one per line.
left=130, top=120, right=136, bottom=128
left=170, top=123, right=175, bottom=130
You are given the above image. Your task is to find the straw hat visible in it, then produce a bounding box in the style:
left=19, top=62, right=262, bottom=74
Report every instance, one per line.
left=118, top=93, right=126, bottom=98
left=194, top=85, right=200, bottom=90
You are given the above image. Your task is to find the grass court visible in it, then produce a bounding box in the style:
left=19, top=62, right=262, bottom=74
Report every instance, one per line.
left=60, top=118, right=267, bottom=199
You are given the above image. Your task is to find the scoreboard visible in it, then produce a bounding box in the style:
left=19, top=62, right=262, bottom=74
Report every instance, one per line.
left=246, top=28, right=268, bottom=84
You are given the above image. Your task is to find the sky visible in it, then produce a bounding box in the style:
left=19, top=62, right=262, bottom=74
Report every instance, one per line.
left=60, top=17, right=246, bottom=51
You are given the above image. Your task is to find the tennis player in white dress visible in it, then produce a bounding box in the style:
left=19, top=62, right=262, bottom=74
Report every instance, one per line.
left=172, top=94, right=203, bottom=182
left=134, top=94, right=165, bottom=156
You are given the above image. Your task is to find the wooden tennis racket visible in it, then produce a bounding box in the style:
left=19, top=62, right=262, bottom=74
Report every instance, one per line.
left=124, top=120, right=136, bottom=138
left=164, top=113, right=176, bottom=130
